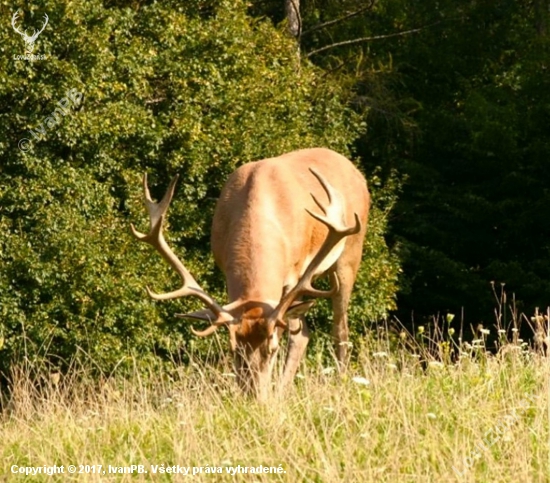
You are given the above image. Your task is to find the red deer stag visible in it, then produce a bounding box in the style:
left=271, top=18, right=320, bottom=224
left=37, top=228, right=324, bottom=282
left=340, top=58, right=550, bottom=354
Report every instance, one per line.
left=131, top=148, right=370, bottom=400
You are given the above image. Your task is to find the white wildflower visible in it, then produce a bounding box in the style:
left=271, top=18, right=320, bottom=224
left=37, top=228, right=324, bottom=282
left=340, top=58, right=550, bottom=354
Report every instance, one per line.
left=352, top=376, right=370, bottom=386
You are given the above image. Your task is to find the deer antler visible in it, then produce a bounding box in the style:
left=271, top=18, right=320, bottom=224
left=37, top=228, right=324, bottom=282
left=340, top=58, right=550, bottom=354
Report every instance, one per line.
left=269, top=168, right=361, bottom=331
left=131, top=174, right=234, bottom=331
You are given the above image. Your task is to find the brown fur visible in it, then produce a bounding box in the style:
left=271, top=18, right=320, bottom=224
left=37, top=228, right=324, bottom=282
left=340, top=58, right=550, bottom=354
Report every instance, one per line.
left=134, top=148, right=370, bottom=401
left=210, top=148, right=370, bottom=399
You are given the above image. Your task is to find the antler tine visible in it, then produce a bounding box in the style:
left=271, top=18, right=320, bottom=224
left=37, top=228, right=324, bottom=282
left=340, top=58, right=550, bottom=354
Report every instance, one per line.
left=191, top=317, right=240, bottom=337
left=269, top=169, right=361, bottom=327
left=139, top=173, right=178, bottom=231
left=275, top=317, right=303, bottom=335
left=174, top=311, right=237, bottom=337
left=191, top=324, right=223, bottom=337
left=131, top=173, right=228, bottom=322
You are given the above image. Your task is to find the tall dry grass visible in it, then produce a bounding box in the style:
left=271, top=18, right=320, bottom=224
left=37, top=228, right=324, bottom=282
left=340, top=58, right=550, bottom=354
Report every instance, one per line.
left=1, top=313, right=549, bottom=482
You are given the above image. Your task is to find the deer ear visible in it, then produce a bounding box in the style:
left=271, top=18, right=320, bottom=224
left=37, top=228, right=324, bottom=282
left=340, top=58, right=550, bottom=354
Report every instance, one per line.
left=283, top=300, right=316, bottom=320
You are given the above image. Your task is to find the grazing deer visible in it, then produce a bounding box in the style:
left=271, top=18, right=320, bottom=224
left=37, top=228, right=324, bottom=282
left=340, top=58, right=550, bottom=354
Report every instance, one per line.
left=131, top=148, right=370, bottom=400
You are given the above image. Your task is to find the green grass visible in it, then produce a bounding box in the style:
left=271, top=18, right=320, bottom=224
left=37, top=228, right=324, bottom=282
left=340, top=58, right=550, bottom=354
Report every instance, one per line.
left=1, top=331, right=548, bottom=483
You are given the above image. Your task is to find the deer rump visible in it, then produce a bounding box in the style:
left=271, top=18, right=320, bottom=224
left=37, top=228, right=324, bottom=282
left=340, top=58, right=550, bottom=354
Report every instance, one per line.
left=132, top=148, right=370, bottom=400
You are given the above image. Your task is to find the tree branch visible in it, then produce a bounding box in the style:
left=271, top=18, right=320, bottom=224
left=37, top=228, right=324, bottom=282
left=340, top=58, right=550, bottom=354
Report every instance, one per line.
left=306, top=21, right=443, bottom=58
left=302, top=0, right=376, bottom=36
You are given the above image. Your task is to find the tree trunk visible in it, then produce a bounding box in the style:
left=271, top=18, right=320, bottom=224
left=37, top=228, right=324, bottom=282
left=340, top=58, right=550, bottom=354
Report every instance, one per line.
left=535, top=0, right=549, bottom=36
left=285, top=0, right=301, bottom=38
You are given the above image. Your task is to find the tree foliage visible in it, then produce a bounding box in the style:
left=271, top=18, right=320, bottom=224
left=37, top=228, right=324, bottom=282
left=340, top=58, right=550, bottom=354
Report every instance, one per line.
left=272, top=0, right=550, bottom=325
left=0, top=0, right=399, bottom=375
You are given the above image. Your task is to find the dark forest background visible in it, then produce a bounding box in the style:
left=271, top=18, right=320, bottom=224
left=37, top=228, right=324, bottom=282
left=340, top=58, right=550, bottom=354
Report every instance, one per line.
left=270, top=0, right=550, bottom=326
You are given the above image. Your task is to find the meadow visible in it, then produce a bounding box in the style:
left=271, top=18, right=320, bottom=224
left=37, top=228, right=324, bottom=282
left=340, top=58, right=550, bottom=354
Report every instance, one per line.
left=2, top=2, right=548, bottom=482
left=1, top=312, right=548, bottom=483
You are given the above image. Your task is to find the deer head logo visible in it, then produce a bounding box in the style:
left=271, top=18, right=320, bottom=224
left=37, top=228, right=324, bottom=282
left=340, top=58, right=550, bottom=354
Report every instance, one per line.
left=11, top=10, right=49, bottom=55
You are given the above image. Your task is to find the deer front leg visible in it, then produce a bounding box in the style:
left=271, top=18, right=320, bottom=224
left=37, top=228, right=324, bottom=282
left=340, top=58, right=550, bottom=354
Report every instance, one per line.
left=332, top=301, right=351, bottom=371
left=330, top=263, right=357, bottom=372
left=280, top=317, right=310, bottom=390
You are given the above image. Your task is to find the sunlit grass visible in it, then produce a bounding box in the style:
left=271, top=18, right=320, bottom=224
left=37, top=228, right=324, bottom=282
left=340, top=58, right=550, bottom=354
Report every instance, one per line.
left=1, top=326, right=548, bottom=483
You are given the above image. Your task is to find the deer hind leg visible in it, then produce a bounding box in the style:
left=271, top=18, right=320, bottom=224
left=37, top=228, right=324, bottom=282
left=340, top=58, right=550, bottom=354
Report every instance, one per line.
left=280, top=317, right=310, bottom=390
left=331, top=238, right=363, bottom=372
